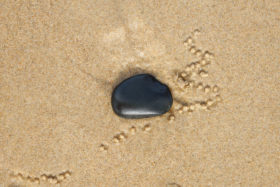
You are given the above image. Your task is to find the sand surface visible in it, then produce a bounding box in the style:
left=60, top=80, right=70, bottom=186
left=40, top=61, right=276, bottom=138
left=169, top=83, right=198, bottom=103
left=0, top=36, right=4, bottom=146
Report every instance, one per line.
left=1, top=0, right=280, bottom=186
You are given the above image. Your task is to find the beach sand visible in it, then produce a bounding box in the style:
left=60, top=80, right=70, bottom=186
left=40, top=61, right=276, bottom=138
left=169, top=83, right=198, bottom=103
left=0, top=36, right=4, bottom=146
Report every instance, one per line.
left=1, top=0, right=279, bottom=186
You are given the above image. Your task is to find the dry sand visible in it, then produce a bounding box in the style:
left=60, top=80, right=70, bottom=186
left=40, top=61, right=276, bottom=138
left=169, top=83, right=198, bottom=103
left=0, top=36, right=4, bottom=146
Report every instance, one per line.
left=1, top=0, right=280, bottom=186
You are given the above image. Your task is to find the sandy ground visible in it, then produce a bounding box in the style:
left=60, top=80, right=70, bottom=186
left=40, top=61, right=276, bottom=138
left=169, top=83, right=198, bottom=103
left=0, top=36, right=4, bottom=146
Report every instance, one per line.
left=1, top=0, right=280, bottom=186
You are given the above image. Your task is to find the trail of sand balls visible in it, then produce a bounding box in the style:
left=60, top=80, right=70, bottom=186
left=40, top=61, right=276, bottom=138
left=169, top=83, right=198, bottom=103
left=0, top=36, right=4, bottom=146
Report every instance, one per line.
left=168, top=29, right=222, bottom=122
left=10, top=170, right=72, bottom=185
left=99, top=123, right=151, bottom=152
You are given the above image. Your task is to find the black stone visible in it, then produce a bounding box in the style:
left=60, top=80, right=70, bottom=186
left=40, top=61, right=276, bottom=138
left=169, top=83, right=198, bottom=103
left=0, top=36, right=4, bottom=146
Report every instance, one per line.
left=111, top=74, right=173, bottom=119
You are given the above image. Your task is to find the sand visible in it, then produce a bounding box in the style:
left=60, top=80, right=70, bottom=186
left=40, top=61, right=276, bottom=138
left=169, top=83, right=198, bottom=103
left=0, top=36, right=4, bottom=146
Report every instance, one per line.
left=0, top=0, right=280, bottom=186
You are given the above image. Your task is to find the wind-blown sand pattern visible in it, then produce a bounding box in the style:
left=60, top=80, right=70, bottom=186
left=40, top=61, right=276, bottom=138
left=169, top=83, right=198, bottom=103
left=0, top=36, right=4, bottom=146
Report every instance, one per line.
left=1, top=0, right=280, bottom=186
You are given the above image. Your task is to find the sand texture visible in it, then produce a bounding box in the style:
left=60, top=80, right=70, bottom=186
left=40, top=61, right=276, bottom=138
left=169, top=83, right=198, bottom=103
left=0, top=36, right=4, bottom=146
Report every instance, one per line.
left=1, top=0, right=280, bottom=186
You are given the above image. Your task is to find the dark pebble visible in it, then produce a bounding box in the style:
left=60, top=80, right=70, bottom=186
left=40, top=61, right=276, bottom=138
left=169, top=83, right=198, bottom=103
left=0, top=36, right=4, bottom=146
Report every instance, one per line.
left=111, top=74, right=173, bottom=119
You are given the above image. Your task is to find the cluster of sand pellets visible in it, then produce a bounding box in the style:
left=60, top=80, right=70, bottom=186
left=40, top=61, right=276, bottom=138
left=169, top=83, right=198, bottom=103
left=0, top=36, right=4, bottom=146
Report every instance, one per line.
left=168, top=29, right=222, bottom=122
